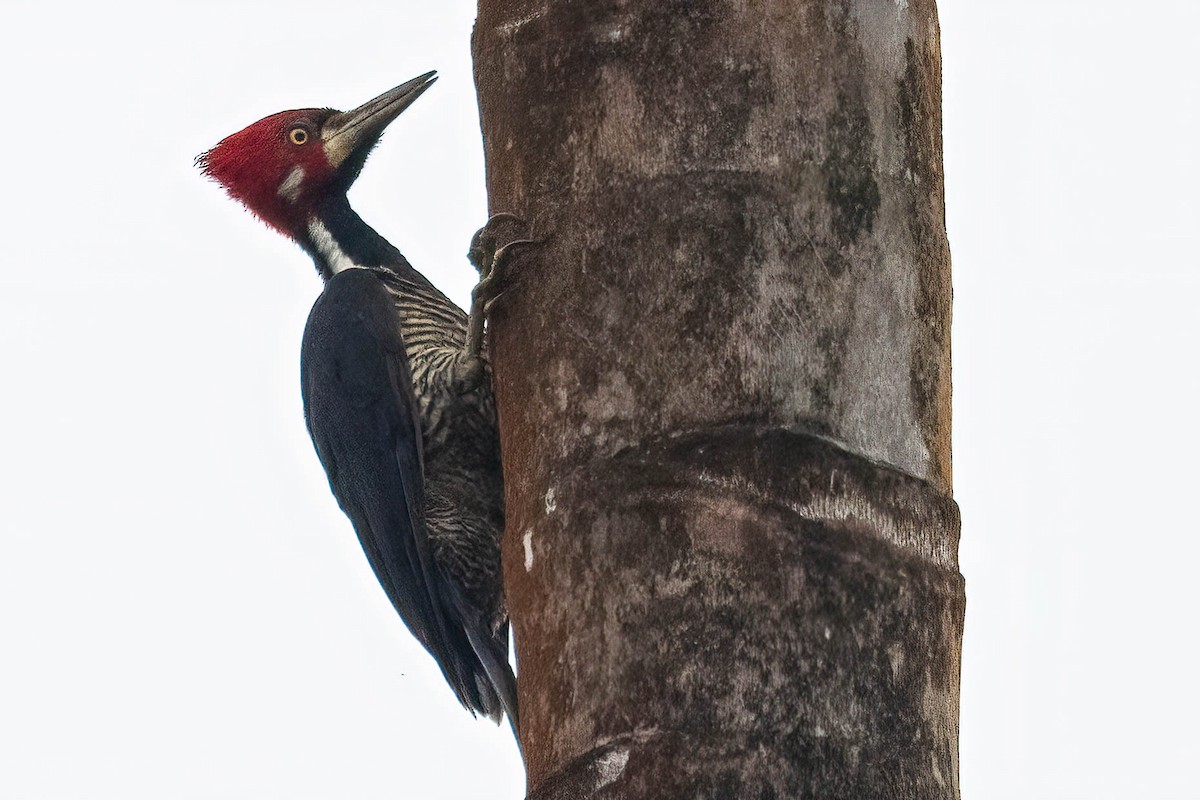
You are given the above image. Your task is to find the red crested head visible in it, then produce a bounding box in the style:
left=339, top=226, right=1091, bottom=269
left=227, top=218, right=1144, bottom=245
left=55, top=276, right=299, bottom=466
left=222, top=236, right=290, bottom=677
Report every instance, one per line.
left=198, top=107, right=338, bottom=236
left=198, top=72, right=438, bottom=239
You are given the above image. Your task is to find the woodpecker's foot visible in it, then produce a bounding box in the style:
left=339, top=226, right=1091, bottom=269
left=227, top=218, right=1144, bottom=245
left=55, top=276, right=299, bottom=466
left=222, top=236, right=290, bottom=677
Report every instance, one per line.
left=467, top=213, right=546, bottom=295
left=462, top=215, right=547, bottom=363
left=467, top=213, right=527, bottom=278
left=470, top=236, right=545, bottom=315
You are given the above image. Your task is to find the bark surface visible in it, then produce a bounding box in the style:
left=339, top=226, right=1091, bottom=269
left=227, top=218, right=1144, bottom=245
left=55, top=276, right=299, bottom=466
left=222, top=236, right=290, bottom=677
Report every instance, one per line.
left=472, top=1, right=961, bottom=797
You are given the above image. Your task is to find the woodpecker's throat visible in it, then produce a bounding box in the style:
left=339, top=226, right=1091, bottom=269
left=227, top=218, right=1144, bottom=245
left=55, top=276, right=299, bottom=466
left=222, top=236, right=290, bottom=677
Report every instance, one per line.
left=298, top=196, right=407, bottom=281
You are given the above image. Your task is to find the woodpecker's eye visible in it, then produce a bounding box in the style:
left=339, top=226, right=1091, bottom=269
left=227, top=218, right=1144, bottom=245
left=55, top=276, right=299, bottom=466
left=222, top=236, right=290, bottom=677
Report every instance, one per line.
left=289, top=128, right=309, bottom=146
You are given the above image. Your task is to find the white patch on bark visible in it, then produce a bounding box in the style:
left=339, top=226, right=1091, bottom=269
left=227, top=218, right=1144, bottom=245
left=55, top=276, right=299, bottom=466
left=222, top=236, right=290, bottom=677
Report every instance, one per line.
left=693, top=467, right=955, bottom=569
left=498, top=8, right=546, bottom=37
left=888, top=643, right=905, bottom=679
left=544, top=487, right=557, bottom=514
left=896, top=0, right=909, bottom=9
left=594, top=748, right=630, bottom=790
left=523, top=529, right=534, bottom=572
left=596, top=23, right=627, bottom=43
left=932, top=752, right=946, bottom=787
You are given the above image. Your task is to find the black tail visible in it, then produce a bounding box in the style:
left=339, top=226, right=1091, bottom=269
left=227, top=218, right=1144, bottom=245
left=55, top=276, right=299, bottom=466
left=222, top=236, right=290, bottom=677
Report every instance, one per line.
left=432, top=571, right=520, bottom=746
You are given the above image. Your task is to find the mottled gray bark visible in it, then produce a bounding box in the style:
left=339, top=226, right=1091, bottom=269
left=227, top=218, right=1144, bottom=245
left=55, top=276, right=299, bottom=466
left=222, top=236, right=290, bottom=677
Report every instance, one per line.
left=472, top=1, right=961, bottom=797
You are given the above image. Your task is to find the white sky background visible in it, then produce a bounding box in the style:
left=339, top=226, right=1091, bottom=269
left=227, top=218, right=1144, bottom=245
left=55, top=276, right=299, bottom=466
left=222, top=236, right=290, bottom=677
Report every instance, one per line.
left=0, top=1, right=1195, bottom=798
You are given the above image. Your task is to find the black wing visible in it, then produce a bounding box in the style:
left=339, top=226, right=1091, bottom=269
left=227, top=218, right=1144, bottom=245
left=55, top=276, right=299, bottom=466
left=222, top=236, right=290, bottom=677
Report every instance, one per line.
left=299, top=268, right=497, bottom=717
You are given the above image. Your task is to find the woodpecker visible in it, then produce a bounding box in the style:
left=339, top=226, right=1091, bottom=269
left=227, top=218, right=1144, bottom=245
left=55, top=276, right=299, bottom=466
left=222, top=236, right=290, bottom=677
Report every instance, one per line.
left=198, top=72, right=530, bottom=735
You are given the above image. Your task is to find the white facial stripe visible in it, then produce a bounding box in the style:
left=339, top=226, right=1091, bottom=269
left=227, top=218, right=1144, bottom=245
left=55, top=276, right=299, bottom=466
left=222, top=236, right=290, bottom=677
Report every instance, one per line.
left=278, top=166, right=305, bottom=203
left=307, top=219, right=363, bottom=275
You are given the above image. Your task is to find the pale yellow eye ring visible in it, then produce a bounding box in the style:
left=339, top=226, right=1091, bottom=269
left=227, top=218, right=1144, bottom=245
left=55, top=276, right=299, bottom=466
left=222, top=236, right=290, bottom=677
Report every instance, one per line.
left=289, top=128, right=308, bottom=146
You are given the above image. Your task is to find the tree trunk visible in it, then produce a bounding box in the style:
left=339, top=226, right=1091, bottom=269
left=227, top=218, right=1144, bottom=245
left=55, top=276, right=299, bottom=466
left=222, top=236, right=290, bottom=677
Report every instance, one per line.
left=472, top=1, right=961, bottom=797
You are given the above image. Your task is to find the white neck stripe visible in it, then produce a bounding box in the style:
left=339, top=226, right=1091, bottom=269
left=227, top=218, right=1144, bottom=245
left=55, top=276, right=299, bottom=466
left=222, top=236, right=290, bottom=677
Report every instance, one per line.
left=307, top=219, right=363, bottom=275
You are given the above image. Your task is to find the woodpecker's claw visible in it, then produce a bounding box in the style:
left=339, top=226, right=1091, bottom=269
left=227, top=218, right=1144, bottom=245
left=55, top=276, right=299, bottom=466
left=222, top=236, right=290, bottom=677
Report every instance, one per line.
left=482, top=293, right=506, bottom=318
left=492, top=237, right=545, bottom=269
left=460, top=217, right=547, bottom=375
left=467, top=212, right=545, bottom=311
left=468, top=213, right=529, bottom=278
left=471, top=237, right=546, bottom=316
